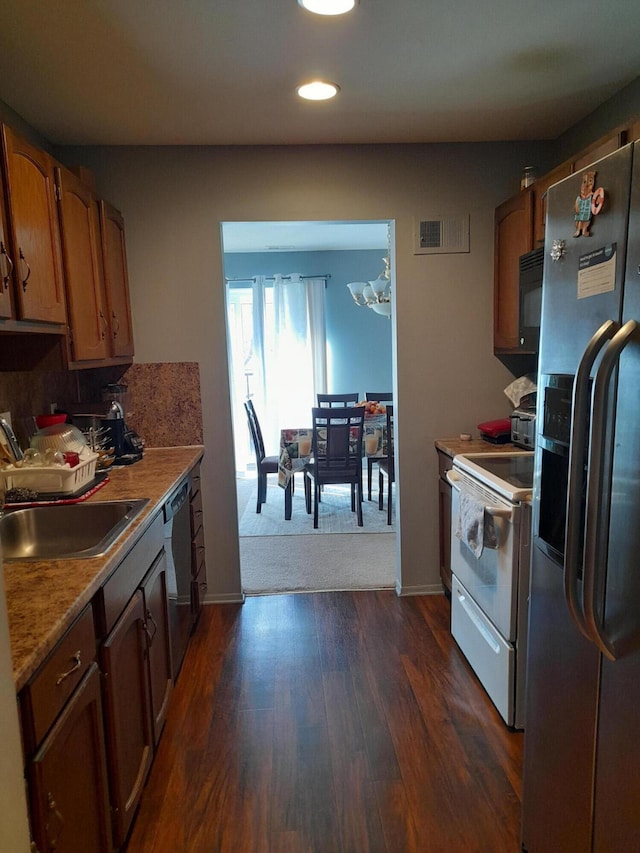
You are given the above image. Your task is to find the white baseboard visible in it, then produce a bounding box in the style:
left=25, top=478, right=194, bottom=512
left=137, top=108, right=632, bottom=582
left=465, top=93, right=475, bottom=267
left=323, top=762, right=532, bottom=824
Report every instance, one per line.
left=396, top=581, right=444, bottom=597
left=203, top=591, right=246, bottom=604
left=204, top=584, right=444, bottom=601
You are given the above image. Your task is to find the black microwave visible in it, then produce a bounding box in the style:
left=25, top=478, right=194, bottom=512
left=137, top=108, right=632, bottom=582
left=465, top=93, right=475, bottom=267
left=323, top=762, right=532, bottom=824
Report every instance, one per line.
left=518, top=247, right=544, bottom=352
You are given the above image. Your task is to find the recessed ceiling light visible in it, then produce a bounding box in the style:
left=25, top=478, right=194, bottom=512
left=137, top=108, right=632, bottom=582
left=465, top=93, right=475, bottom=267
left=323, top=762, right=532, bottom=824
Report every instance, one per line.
left=296, top=81, right=340, bottom=101
left=297, top=0, right=357, bottom=15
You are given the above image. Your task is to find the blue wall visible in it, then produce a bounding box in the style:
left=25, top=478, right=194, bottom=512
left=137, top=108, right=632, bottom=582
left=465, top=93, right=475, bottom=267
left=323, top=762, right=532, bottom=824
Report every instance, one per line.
left=223, top=248, right=393, bottom=399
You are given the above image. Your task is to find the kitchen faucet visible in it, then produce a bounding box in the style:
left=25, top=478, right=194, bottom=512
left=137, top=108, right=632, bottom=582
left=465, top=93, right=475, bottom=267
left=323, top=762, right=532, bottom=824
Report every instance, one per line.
left=0, top=417, right=23, bottom=463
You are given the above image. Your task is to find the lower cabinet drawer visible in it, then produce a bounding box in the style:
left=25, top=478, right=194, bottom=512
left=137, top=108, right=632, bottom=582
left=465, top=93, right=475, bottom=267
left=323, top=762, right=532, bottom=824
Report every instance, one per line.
left=451, top=574, right=515, bottom=727
left=21, top=605, right=96, bottom=752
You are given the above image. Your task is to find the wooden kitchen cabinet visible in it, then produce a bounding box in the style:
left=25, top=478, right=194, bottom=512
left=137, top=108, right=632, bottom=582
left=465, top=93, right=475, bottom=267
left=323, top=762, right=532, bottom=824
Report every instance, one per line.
left=572, top=130, right=624, bottom=173
left=192, top=562, right=208, bottom=625
left=55, top=165, right=111, bottom=363
left=494, top=187, right=534, bottom=353
left=27, top=665, right=112, bottom=853
left=0, top=162, right=15, bottom=320
left=9, top=454, right=202, bottom=852
left=1, top=125, right=67, bottom=325
left=494, top=118, right=638, bottom=369
left=532, top=161, right=573, bottom=246
left=437, top=449, right=453, bottom=595
left=532, top=130, right=624, bottom=247
left=20, top=606, right=111, bottom=853
left=140, top=551, right=173, bottom=745
left=0, top=123, right=135, bottom=367
left=99, top=200, right=135, bottom=359
left=97, top=512, right=165, bottom=847
left=56, top=165, right=136, bottom=367
left=100, top=589, right=154, bottom=848
left=189, top=464, right=207, bottom=625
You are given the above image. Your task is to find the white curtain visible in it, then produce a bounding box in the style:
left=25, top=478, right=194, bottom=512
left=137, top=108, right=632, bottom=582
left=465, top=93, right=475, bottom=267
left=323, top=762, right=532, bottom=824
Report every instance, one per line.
left=256, top=273, right=327, bottom=453
left=249, top=275, right=268, bottom=438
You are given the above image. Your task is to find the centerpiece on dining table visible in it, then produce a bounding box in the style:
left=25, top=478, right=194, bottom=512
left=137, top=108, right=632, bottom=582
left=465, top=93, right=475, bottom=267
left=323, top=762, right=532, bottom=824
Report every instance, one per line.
left=356, top=400, right=387, bottom=415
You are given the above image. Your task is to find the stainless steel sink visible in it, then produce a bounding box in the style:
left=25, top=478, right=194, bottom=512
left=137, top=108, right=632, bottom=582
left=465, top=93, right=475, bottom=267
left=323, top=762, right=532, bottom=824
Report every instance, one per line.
left=0, top=499, right=150, bottom=561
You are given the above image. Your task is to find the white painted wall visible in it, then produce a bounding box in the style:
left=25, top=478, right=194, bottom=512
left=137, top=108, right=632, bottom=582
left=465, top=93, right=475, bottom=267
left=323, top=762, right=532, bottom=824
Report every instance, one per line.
left=63, top=141, right=545, bottom=597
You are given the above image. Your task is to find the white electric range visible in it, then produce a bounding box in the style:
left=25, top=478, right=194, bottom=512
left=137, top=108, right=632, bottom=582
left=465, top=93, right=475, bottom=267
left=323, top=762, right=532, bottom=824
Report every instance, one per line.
left=446, top=451, right=534, bottom=729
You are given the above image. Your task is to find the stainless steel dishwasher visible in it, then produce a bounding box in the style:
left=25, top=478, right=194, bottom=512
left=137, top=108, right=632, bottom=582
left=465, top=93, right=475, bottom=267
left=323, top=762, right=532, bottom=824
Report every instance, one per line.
left=163, top=477, right=192, bottom=680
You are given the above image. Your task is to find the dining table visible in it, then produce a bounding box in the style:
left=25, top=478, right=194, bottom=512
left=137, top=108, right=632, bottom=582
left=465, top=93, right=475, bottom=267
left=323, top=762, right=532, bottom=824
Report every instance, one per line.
left=278, top=412, right=389, bottom=519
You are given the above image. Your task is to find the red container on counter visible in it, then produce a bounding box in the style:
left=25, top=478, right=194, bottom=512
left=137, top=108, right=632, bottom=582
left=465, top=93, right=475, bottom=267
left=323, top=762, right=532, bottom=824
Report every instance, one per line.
left=62, top=451, right=80, bottom=467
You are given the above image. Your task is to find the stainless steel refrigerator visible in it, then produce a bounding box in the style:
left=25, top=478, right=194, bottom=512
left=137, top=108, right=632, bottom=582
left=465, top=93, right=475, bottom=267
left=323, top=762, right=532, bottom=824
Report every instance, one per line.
left=522, top=140, right=640, bottom=852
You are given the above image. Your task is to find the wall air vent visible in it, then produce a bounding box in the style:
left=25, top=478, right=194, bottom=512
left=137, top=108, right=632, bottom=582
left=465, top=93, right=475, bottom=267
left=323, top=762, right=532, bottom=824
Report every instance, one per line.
left=413, top=215, right=470, bottom=254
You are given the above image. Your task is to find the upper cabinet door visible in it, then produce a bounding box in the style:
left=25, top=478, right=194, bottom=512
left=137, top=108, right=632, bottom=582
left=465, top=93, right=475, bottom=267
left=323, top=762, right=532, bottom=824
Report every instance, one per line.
left=0, top=163, right=15, bottom=320
left=1, top=125, right=66, bottom=324
left=56, top=166, right=110, bottom=362
left=533, top=162, right=573, bottom=246
left=100, top=200, right=134, bottom=358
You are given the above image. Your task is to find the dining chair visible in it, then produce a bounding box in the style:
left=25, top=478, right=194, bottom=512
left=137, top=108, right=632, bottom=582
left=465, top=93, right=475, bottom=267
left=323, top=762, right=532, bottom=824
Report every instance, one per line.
left=243, top=399, right=280, bottom=513
left=304, top=406, right=365, bottom=528
left=317, top=393, right=359, bottom=407
left=364, top=391, right=393, bottom=500
left=378, top=405, right=395, bottom=525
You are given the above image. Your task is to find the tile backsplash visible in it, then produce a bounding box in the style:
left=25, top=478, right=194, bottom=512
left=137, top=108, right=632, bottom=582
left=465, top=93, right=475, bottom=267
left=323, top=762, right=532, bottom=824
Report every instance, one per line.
left=0, top=362, right=203, bottom=449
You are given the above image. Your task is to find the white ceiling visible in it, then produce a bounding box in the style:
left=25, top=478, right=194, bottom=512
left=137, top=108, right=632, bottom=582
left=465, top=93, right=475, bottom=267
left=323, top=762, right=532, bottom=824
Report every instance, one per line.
left=0, top=0, right=638, bottom=147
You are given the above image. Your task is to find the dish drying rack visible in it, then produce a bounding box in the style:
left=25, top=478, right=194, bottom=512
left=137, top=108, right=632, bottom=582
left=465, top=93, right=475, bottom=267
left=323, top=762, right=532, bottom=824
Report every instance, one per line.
left=82, top=426, right=116, bottom=469
left=1, top=449, right=99, bottom=495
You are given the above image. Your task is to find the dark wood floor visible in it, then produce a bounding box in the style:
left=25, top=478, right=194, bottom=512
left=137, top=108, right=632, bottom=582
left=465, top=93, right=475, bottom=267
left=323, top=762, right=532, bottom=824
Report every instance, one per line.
left=125, top=592, right=523, bottom=853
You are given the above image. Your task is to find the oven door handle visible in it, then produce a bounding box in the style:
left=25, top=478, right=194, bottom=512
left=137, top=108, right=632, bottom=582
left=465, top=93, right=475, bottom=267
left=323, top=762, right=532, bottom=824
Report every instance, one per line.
left=445, top=469, right=461, bottom=489
left=446, top=470, right=514, bottom=522
left=565, top=319, right=617, bottom=641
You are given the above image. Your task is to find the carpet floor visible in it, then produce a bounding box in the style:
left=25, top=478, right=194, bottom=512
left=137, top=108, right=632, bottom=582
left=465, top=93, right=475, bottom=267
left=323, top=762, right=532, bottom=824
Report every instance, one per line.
left=239, top=534, right=397, bottom=594
left=238, top=477, right=395, bottom=536
left=236, top=475, right=397, bottom=594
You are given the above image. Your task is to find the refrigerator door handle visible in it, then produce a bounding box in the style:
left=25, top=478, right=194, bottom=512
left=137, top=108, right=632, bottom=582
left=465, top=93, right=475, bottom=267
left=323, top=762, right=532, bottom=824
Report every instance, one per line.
left=565, top=320, right=618, bottom=640
left=584, top=319, right=638, bottom=661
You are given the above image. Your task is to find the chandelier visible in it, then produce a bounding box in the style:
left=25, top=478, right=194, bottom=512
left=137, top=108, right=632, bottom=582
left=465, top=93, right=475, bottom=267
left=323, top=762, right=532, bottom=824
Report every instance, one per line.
left=346, top=253, right=392, bottom=318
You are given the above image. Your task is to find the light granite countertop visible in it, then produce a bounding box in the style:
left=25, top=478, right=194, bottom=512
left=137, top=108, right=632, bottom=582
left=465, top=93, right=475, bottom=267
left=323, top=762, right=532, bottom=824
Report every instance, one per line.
left=434, top=437, right=520, bottom=458
left=5, top=445, right=204, bottom=692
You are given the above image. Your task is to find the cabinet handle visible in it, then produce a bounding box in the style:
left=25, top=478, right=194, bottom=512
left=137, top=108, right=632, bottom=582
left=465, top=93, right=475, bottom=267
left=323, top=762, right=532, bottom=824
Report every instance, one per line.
left=99, top=310, right=108, bottom=340
left=111, top=310, right=120, bottom=338
left=18, top=248, right=31, bottom=291
left=55, top=651, right=82, bottom=686
left=0, top=241, right=13, bottom=291
left=46, top=791, right=64, bottom=849
left=144, top=610, right=158, bottom=646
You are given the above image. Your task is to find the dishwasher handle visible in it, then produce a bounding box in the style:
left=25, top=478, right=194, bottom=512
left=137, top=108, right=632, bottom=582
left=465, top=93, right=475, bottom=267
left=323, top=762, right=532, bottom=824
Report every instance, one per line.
left=164, top=479, right=190, bottom=522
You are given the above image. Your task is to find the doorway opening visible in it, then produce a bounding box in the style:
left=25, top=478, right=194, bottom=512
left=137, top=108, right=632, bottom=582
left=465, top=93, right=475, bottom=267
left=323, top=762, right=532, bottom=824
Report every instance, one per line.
left=221, top=220, right=397, bottom=594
